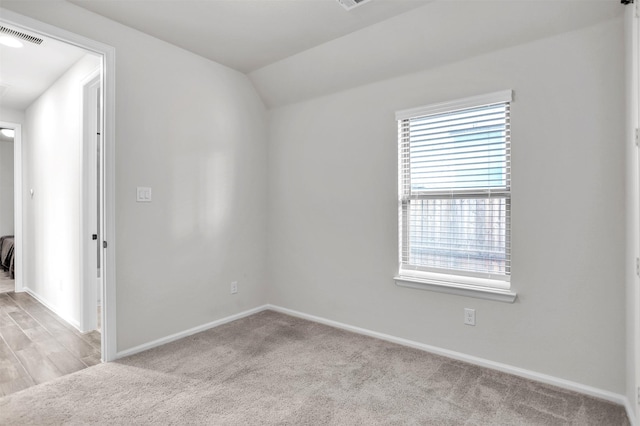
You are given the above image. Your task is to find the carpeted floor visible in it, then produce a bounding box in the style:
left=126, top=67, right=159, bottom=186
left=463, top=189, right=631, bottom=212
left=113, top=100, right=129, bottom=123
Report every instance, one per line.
left=0, top=310, right=630, bottom=425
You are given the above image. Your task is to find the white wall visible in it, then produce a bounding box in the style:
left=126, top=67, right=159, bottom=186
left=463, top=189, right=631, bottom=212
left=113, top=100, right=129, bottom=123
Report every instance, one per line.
left=24, top=54, right=100, bottom=328
left=1, top=1, right=269, bottom=351
left=113, top=37, right=269, bottom=350
left=0, top=138, right=14, bottom=237
left=268, top=18, right=626, bottom=394
left=1, top=0, right=629, bottom=401
left=0, top=107, right=25, bottom=124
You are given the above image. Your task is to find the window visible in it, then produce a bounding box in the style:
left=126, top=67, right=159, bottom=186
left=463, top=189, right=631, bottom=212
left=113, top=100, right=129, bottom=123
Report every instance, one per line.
left=395, top=91, right=516, bottom=302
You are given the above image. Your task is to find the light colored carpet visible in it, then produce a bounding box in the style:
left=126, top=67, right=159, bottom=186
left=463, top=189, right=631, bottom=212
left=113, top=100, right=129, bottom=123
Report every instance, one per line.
left=0, top=310, right=630, bottom=425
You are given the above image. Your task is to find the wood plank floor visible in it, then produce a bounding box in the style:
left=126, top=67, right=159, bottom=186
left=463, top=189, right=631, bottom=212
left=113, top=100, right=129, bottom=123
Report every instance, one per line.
left=0, top=288, right=101, bottom=397
left=0, top=270, right=14, bottom=293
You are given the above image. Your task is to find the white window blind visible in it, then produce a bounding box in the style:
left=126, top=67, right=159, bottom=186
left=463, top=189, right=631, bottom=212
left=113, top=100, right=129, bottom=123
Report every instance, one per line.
left=397, top=91, right=512, bottom=286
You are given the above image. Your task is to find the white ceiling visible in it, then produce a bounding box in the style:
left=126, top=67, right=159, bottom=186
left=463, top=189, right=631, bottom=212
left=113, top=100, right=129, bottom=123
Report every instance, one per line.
left=68, top=0, right=432, bottom=73
left=0, top=25, right=89, bottom=111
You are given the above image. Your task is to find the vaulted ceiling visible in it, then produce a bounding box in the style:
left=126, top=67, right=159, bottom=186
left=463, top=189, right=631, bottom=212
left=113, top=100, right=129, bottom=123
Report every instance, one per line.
left=0, top=0, right=626, bottom=110
left=68, top=0, right=433, bottom=73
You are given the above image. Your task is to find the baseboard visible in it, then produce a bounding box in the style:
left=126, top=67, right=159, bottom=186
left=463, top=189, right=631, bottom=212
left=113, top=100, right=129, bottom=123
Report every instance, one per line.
left=108, top=302, right=631, bottom=419
left=115, top=304, right=270, bottom=359
left=266, top=304, right=629, bottom=410
left=22, top=287, right=82, bottom=332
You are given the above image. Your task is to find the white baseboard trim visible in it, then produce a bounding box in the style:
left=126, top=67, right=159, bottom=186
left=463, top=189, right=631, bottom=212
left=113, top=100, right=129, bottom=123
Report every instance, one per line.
left=266, top=304, right=629, bottom=410
left=115, top=304, right=270, bottom=359
left=22, top=287, right=82, bottom=332
left=107, top=302, right=632, bottom=420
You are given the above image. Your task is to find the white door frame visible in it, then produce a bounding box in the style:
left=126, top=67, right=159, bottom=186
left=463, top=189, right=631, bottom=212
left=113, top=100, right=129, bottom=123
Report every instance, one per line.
left=635, top=1, right=640, bottom=415
left=0, top=121, right=22, bottom=293
left=80, top=71, right=101, bottom=333
left=0, top=8, right=117, bottom=362
left=629, top=1, right=640, bottom=418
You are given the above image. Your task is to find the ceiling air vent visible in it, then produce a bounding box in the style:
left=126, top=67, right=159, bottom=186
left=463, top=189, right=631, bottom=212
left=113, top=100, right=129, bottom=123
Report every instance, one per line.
left=0, top=26, right=43, bottom=45
left=337, top=0, right=372, bottom=11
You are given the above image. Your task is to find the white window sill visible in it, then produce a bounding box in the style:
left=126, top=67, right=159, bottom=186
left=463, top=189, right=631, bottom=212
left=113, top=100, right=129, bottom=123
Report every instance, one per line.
left=394, top=275, right=517, bottom=303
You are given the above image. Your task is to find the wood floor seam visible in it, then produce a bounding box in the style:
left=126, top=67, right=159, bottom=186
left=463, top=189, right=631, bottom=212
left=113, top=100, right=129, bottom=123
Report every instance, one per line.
left=0, top=328, right=35, bottom=389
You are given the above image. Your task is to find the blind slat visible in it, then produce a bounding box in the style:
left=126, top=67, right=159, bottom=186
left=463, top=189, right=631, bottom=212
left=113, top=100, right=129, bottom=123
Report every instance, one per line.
left=398, top=98, right=511, bottom=280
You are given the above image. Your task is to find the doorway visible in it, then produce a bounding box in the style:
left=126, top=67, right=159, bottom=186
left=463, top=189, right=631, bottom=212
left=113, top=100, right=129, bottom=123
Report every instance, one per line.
left=0, top=10, right=116, bottom=363
left=0, top=121, right=23, bottom=292
left=0, top=122, right=19, bottom=294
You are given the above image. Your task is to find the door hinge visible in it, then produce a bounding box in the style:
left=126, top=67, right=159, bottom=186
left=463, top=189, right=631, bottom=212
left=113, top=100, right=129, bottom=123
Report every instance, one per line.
left=637, top=386, right=640, bottom=405
left=102, top=241, right=108, bottom=249
left=636, top=257, right=640, bottom=277
left=636, top=128, right=639, bottom=147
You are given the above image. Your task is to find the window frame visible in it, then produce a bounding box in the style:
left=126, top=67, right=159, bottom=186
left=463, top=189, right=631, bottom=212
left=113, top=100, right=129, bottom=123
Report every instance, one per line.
left=394, top=90, right=517, bottom=303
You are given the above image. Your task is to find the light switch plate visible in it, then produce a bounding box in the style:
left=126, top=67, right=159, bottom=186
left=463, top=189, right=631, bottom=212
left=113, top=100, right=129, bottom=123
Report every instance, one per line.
left=136, top=187, right=152, bottom=202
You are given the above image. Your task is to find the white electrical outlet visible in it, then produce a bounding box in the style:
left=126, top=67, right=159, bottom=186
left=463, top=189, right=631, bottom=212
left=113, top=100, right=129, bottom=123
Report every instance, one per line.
left=231, top=281, right=238, bottom=294
left=464, top=308, right=476, bottom=326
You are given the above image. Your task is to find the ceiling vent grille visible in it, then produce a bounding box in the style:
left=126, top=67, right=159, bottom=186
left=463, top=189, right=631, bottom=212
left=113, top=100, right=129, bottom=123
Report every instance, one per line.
left=337, top=0, right=372, bottom=11
left=0, top=26, right=43, bottom=45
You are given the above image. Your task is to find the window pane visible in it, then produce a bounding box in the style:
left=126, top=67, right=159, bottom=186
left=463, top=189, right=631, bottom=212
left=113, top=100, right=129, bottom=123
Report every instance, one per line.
left=398, top=96, right=511, bottom=281
left=409, top=104, right=509, bottom=192
left=407, top=197, right=509, bottom=276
